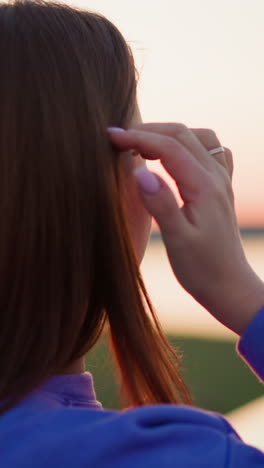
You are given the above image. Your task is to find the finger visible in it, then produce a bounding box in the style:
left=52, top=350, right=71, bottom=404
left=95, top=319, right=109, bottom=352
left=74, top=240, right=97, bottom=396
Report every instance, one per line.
left=133, top=123, right=211, bottom=169
left=223, top=147, right=234, bottom=180
left=133, top=167, right=188, bottom=240
left=191, top=128, right=229, bottom=172
left=190, top=128, right=221, bottom=149
left=108, top=127, right=208, bottom=198
left=210, top=151, right=229, bottom=172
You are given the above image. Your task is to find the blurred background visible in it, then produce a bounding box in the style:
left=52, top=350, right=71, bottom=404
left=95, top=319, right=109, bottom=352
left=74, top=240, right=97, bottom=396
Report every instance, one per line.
left=72, top=0, right=264, bottom=451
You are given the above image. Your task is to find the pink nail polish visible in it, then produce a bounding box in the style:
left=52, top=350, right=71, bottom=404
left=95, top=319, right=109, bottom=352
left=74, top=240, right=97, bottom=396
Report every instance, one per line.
left=107, top=127, right=125, bottom=133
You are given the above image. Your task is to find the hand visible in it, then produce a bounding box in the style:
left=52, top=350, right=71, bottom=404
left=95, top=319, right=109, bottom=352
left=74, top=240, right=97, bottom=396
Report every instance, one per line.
left=108, top=123, right=264, bottom=336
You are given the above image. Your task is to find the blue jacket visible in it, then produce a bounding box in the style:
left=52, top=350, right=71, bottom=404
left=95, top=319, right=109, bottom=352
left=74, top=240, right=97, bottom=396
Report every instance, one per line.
left=1, top=308, right=264, bottom=467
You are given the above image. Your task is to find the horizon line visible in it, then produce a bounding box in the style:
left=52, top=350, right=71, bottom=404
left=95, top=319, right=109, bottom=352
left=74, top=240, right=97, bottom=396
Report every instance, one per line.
left=150, top=227, right=264, bottom=241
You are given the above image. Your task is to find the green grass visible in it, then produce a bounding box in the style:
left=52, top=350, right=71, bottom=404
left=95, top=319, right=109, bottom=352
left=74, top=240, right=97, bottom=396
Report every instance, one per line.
left=85, top=333, right=263, bottom=414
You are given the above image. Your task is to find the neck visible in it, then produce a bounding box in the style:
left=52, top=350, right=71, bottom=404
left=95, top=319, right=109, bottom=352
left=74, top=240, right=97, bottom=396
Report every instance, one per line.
left=57, top=357, right=85, bottom=375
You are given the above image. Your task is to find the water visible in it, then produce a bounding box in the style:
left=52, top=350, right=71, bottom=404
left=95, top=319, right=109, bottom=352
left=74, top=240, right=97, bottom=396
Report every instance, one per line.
left=141, top=233, right=264, bottom=450
left=141, top=234, right=264, bottom=341
left=227, top=396, right=264, bottom=452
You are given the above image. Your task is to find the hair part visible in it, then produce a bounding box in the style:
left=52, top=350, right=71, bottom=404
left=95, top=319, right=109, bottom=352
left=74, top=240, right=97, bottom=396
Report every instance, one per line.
left=0, top=0, right=192, bottom=415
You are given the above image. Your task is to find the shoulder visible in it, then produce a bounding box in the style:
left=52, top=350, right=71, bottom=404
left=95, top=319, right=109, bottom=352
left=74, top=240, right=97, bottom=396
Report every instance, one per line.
left=3, top=404, right=263, bottom=467
left=122, top=403, right=232, bottom=432
left=39, top=404, right=236, bottom=467
left=113, top=404, right=232, bottom=466
left=112, top=405, right=263, bottom=467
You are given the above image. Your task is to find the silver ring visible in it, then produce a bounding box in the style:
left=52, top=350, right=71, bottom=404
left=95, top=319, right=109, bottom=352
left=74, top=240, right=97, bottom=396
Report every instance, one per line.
left=208, top=146, right=225, bottom=156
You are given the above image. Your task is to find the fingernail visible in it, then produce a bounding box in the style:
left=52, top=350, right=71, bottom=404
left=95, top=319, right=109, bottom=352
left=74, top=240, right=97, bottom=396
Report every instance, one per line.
left=134, top=166, right=161, bottom=195
left=107, top=127, right=126, bottom=133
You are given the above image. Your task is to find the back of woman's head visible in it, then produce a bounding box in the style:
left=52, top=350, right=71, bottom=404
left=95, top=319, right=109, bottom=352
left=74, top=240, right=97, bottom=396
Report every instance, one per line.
left=0, top=0, right=191, bottom=415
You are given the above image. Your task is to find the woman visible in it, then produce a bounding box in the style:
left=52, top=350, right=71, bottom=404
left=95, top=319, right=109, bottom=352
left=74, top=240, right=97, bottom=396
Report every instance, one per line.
left=0, top=0, right=263, bottom=466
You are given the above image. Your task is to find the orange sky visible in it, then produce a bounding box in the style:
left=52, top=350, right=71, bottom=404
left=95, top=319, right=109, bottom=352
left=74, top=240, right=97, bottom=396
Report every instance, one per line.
left=74, top=0, right=264, bottom=227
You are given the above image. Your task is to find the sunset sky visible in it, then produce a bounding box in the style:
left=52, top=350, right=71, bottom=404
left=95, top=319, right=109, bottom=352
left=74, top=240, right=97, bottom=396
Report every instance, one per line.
left=73, top=0, right=264, bottom=227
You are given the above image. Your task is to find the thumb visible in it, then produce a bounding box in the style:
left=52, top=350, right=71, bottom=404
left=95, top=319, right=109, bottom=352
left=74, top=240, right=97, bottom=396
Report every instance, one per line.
left=133, top=166, right=187, bottom=237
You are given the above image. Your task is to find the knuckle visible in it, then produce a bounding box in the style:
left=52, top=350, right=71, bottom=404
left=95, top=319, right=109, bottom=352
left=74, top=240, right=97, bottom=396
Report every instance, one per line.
left=206, top=128, right=218, bottom=140
left=191, top=128, right=221, bottom=149
left=173, top=123, right=189, bottom=137
left=155, top=135, right=179, bottom=159
left=193, top=128, right=218, bottom=140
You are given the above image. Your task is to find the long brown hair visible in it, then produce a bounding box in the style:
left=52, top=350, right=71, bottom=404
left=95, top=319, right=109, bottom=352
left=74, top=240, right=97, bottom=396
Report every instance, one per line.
left=0, top=0, right=192, bottom=416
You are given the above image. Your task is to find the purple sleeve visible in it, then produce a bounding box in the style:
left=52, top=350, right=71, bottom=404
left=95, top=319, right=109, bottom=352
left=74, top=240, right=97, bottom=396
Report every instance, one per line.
left=237, top=306, right=264, bottom=382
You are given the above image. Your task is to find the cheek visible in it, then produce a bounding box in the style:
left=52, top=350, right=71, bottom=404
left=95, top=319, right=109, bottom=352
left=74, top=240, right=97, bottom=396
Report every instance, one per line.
left=124, top=164, right=152, bottom=263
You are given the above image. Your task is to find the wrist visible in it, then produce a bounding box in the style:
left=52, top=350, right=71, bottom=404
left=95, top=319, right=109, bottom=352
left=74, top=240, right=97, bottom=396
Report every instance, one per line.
left=198, top=263, right=264, bottom=336
left=230, top=269, right=264, bottom=335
